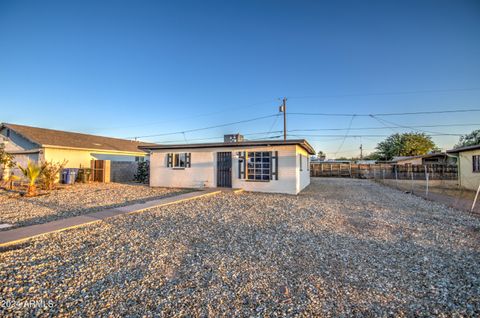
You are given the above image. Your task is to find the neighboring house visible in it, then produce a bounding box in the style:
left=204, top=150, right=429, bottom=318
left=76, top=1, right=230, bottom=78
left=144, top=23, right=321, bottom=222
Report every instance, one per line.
left=447, top=144, right=480, bottom=191
left=140, top=136, right=315, bottom=195
left=0, top=123, right=149, bottom=175
left=355, top=160, right=377, bottom=165
left=391, top=153, right=456, bottom=165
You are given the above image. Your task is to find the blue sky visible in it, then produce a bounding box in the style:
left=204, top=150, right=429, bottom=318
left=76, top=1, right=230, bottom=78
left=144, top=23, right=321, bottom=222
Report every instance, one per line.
left=0, top=0, right=479, bottom=158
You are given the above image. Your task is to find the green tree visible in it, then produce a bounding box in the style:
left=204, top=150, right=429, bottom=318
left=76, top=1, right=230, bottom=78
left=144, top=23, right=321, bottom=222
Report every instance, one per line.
left=455, top=129, right=480, bottom=148
left=375, top=132, right=437, bottom=161
left=317, top=151, right=326, bottom=160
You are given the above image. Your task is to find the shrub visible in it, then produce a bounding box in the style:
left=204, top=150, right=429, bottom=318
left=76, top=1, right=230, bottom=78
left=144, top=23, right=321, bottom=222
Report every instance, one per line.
left=134, top=161, right=149, bottom=184
left=18, top=160, right=44, bottom=197
left=41, top=160, right=68, bottom=191
left=0, top=143, right=15, bottom=179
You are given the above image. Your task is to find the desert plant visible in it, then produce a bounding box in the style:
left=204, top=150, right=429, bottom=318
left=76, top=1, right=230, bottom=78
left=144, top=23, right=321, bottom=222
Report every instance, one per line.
left=18, top=160, right=44, bottom=196
left=41, top=160, right=68, bottom=191
left=0, top=143, right=15, bottom=179
left=134, top=161, right=149, bottom=183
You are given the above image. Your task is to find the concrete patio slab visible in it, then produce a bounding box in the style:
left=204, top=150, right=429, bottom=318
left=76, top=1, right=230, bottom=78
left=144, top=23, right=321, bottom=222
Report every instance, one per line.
left=0, top=188, right=225, bottom=248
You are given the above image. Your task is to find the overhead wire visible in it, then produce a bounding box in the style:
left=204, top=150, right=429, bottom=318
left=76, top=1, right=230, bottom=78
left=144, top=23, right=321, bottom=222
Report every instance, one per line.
left=288, top=87, right=480, bottom=99
left=288, top=108, right=480, bottom=117
left=128, top=114, right=279, bottom=139
left=333, top=115, right=356, bottom=158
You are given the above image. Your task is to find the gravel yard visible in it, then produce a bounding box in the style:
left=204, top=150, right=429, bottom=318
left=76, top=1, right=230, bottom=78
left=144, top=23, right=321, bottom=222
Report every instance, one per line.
left=1, top=178, right=479, bottom=316
left=0, top=183, right=188, bottom=228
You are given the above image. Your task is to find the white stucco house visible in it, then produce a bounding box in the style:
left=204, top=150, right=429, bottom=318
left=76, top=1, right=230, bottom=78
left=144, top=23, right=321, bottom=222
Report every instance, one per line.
left=140, top=136, right=315, bottom=195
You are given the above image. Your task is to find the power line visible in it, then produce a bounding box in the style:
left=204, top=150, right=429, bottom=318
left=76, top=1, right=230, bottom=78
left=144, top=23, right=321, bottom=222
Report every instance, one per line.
left=369, top=115, right=447, bottom=136
left=128, top=114, right=279, bottom=139
left=289, top=108, right=480, bottom=117
left=288, top=123, right=480, bottom=132
left=334, top=115, right=355, bottom=157
left=288, top=87, right=480, bottom=100
left=151, top=131, right=284, bottom=144
left=289, top=133, right=462, bottom=137
left=95, top=99, right=278, bottom=131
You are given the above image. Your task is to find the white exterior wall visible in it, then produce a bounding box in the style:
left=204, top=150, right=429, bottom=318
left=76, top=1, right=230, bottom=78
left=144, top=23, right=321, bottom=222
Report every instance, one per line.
left=296, top=145, right=311, bottom=193
left=150, top=151, right=216, bottom=188
left=232, top=145, right=298, bottom=194
left=149, top=145, right=311, bottom=194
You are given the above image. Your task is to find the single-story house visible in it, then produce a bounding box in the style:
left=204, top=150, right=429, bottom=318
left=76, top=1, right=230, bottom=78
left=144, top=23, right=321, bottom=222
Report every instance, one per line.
left=0, top=123, right=149, bottom=176
left=447, top=144, right=480, bottom=191
left=391, top=153, right=456, bottom=166
left=140, top=136, right=316, bottom=195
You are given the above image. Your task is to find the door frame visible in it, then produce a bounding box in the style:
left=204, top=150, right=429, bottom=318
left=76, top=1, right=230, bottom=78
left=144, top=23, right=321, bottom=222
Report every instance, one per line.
left=216, top=151, right=232, bottom=188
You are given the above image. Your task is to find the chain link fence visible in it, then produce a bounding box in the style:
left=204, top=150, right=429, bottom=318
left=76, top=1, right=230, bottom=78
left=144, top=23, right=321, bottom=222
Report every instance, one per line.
left=311, top=162, right=480, bottom=214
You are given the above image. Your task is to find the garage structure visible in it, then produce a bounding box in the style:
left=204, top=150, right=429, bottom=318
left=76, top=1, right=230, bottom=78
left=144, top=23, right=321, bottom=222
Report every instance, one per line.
left=140, top=137, right=315, bottom=195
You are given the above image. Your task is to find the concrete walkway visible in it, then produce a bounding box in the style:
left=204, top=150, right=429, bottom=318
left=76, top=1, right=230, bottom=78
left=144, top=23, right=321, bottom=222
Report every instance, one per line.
left=0, top=188, right=240, bottom=248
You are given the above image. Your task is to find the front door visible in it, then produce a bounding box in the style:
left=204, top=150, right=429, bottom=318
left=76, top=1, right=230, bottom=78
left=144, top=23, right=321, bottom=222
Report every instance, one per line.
left=217, top=152, right=232, bottom=187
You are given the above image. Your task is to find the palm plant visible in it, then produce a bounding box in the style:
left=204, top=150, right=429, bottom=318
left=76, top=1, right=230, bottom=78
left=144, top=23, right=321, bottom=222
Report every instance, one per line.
left=18, top=160, right=44, bottom=196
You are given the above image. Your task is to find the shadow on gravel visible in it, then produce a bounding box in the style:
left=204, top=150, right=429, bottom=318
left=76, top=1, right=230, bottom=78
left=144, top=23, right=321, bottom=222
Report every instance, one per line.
left=2, top=180, right=480, bottom=316
left=0, top=190, right=191, bottom=230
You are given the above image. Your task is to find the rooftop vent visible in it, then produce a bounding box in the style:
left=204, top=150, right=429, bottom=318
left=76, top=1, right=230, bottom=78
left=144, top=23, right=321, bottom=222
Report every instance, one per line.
left=224, top=134, right=244, bottom=143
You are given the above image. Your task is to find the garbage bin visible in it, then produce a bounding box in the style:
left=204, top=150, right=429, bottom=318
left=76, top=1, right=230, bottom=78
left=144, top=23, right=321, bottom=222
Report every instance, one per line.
left=62, top=168, right=79, bottom=184
left=76, top=168, right=92, bottom=183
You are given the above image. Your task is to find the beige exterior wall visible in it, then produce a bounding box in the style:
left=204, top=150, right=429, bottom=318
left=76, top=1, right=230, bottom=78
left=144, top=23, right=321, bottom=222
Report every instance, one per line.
left=43, top=147, right=146, bottom=168
left=149, top=145, right=310, bottom=194
left=457, top=149, right=480, bottom=191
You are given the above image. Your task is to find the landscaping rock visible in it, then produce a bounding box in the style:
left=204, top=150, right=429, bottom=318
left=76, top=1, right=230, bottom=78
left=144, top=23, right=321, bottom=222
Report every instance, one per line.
left=0, top=178, right=479, bottom=316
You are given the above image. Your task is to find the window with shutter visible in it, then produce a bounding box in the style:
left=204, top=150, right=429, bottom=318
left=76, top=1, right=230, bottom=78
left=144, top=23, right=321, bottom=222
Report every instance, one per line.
left=238, top=152, right=246, bottom=179
left=272, top=151, right=278, bottom=180
left=167, top=153, right=192, bottom=169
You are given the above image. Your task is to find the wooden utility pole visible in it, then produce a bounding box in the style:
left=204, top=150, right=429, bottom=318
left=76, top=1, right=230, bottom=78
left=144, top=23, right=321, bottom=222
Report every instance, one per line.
left=279, top=97, right=287, bottom=141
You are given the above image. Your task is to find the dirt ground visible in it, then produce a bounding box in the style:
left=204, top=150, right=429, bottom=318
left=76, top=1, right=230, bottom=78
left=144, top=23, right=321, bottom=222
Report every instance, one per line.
left=0, top=178, right=479, bottom=317
left=378, top=179, right=480, bottom=214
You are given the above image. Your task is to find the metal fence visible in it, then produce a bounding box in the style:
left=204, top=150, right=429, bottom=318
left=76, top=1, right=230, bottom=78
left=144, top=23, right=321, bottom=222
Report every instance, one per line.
left=310, top=162, right=480, bottom=214
left=310, top=163, right=457, bottom=180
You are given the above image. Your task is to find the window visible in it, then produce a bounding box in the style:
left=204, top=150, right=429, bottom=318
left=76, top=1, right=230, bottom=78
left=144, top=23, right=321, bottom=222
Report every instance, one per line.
left=247, top=151, right=271, bottom=181
left=473, top=155, right=480, bottom=173
left=167, top=153, right=191, bottom=168
left=174, top=153, right=186, bottom=168
left=238, top=151, right=278, bottom=181
left=299, top=154, right=303, bottom=171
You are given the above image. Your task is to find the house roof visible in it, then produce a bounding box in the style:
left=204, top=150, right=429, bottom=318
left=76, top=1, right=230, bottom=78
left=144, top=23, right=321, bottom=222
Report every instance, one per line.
left=392, top=153, right=448, bottom=162
left=1, top=123, right=151, bottom=154
left=447, top=144, right=480, bottom=153
left=139, top=139, right=316, bottom=155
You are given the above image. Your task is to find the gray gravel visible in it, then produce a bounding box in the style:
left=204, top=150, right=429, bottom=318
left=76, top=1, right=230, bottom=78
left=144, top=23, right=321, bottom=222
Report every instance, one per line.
left=1, top=178, right=479, bottom=317
left=0, top=183, right=188, bottom=228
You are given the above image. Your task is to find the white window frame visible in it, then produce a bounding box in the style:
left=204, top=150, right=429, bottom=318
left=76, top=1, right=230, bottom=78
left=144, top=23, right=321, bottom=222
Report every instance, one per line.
left=246, top=151, right=271, bottom=181
left=173, top=153, right=187, bottom=168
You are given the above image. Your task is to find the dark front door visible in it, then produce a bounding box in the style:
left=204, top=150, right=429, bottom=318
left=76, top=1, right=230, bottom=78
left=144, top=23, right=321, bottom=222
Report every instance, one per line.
left=217, top=152, right=232, bottom=188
